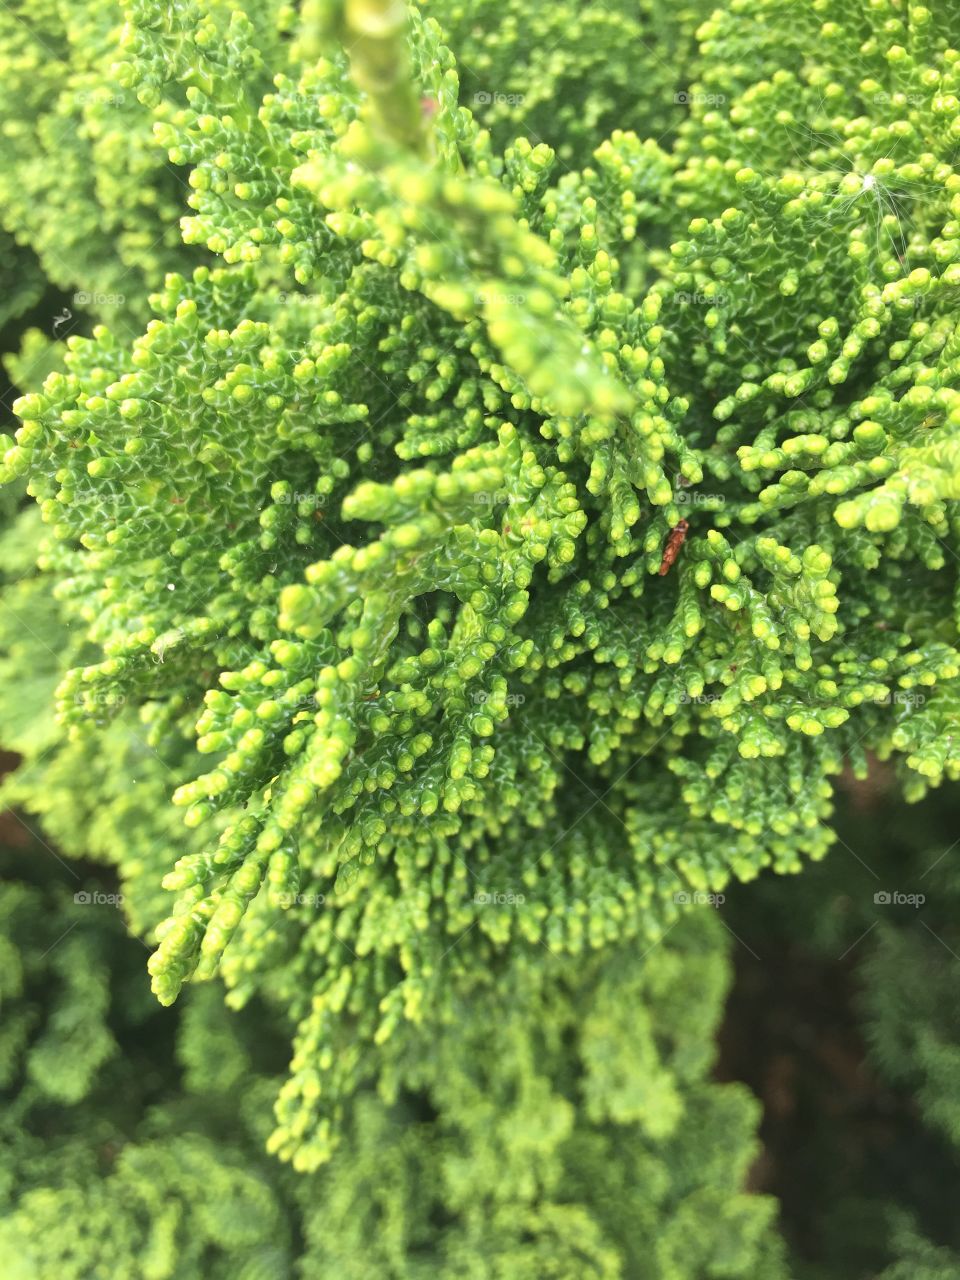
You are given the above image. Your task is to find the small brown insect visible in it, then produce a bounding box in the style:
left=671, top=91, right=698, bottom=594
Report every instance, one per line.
left=658, top=520, right=689, bottom=576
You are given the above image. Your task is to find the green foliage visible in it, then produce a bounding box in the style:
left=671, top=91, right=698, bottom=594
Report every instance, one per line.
left=0, top=838, right=785, bottom=1279
left=0, top=0, right=197, bottom=326
left=9, top=0, right=960, bottom=1165
left=421, top=0, right=713, bottom=165
left=0, top=852, right=299, bottom=1280
left=3, top=0, right=960, bottom=1274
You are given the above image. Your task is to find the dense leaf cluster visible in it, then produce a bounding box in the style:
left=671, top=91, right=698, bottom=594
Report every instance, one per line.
left=2, top=0, right=960, bottom=1275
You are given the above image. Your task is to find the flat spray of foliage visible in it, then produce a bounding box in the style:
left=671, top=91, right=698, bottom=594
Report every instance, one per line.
left=2, top=0, right=960, bottom=1274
